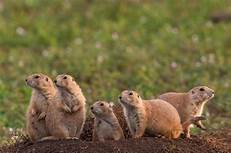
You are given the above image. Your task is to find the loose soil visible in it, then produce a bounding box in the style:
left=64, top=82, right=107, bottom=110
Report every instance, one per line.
left=1, top=106, right=230, bottom=153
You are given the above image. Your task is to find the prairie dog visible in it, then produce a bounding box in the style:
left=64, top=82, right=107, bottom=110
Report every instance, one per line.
left=44, top=74, right=86, bottom=140
left=25, top=74, right=56, bottom=141
left=91, top=101, right=124, bottom=142
left=119, top=90, right=204, bottom=139
left=158, top=86, right=214, bottom=137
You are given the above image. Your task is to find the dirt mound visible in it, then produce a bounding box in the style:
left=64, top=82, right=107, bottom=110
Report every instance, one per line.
left=1, top=105, right=230, bottom=153
left=1, top=128, right=230, bottom=153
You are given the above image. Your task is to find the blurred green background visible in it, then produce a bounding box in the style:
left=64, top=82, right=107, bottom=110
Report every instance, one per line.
left=0, top=0, right=230, bottom=142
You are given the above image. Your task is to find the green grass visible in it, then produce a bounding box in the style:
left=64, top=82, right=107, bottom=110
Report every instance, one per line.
left=0, top=0, right=231, bottom=141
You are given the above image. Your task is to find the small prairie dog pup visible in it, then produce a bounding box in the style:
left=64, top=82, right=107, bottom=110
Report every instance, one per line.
left=119, top=90, right=205, bottom=139
left=91, top=101, right=124, bottom=142
left=158, top=86, right=214, bottom=137
left=25, top=74, right=56, bottom=141
left=44, top=74, right=86, bottom=140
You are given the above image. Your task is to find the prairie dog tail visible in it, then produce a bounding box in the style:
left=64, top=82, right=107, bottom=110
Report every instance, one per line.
left=182, top=116, right=206, bottom=130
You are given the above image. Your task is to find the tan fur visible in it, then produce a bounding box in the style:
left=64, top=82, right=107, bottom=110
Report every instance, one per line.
left=25, top=74, right=56, bottom=141
left=158, top=86, right=214, bottom=138
left=91, top=101, right=124, bottom=142
left=44, top=74, right=86, bottom=140
left=119, top=90, right=183, bottom=139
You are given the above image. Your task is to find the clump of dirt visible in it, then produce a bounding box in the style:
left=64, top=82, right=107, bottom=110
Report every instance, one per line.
left=112, top=105, right=131, bottom=138
left=79, top=117, right=94, bottom=141
left=1, top=105, right=230, bottom=153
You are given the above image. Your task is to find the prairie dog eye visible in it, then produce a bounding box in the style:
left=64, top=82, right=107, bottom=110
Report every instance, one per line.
left=137, top=95, right=140, bottom=98
left=100, top=103, right=104, bottom=106
left=63, top=76, right=67, bottom=79
left=129, top=92, right=133, bottom=95
left=199, top=88, right=205, bottom=91
left=45, top=77, right=49, bottom=81
left=34, top=75, right=40, bottom=79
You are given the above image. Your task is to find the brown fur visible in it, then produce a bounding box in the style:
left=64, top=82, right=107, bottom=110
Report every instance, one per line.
left=119, top=90, right=205, bottom=139
left=25, top=74, right=56, bottom=141
left=91, top=101, right=124, bottom=142
left=119, top=90, right=183, bottom=139
left=43, top=74, right=86, bottom=140
left=158, top=86, right=214, bottom=137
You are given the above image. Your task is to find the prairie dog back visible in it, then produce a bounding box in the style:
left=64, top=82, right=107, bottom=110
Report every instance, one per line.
left=144, top=99, right=182, bottom=137
left=159, top=92, right=193, bottom=123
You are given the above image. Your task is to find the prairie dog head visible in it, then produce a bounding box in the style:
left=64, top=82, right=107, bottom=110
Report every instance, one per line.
left=54, top=74, right=78, bottom=91
left=90, top=101, right=114, bottom=117
left=25, top=73, right=54, bottom=91
left=118, top=90, right=142, bottom=107
left=189, top=86, right=215, bottom=104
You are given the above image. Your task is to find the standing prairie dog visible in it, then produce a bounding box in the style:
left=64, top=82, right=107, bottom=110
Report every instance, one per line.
left=91, top=101, right=124, bottom=142
left=158, top=86, right=215, bottom=138
left=43, top=74, right=86, bottom=140
left=25, top=74, right=56, bottom=141
left=119, top=90, right=205, bottom=139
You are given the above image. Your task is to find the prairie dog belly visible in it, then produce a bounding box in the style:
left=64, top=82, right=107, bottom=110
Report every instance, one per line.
left=97, top=120, right=114, bottom=139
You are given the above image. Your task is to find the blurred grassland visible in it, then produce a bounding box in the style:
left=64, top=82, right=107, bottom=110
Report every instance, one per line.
left=0, top=0, right=231, bottom=142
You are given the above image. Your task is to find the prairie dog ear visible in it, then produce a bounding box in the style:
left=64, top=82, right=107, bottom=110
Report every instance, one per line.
left=109, top=102, right=114, bottom=108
